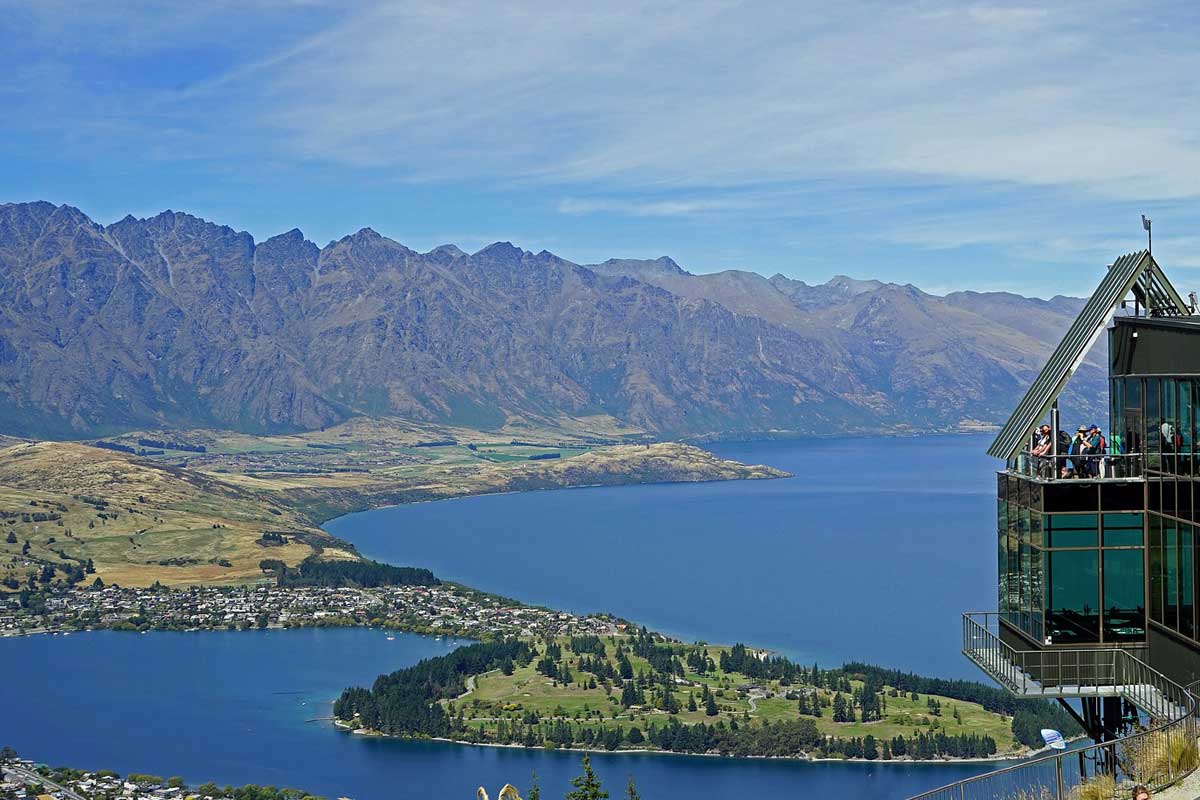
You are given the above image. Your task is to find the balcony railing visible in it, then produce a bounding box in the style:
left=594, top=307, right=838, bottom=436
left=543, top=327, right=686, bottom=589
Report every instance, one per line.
left=908, top=613, right=1198, bottom=800
left=1005, top=452, right=1144, bottom=482
left=963, top=613, right=1151, bottom=700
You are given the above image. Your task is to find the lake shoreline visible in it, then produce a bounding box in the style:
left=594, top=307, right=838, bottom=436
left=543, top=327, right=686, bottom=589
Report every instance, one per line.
left=334, top=722, right=1032, bottom=767
left=314, top=430, right=1003, bottom=521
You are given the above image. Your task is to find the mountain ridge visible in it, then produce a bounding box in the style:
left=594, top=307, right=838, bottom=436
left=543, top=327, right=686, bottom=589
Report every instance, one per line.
left=0, top=201, right=1105, bottom=440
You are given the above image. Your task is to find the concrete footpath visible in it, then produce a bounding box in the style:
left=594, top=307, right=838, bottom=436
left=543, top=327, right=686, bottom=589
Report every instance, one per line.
left=1156, top=766, right=1200, bottom=800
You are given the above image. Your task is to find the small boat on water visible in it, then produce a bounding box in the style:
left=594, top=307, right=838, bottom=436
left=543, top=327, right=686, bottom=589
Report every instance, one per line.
left=386, top=634, right=395, bottom=641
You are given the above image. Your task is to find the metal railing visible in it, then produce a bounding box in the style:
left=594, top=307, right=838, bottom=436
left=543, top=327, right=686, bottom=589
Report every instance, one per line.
left=963, top=613, right=1150, bottom=699
left=909, top=615, right=1198, bottom=800
left=1006, top=452, right=1144, bottom=482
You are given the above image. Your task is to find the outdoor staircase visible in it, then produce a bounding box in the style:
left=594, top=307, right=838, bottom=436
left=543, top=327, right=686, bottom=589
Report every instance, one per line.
left=904, top=613, right=1199, bottom=800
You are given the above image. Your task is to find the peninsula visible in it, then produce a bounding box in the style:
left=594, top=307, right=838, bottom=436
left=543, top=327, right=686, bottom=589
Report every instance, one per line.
left=0, top=418, right=785, bottom=588
left=331, top=631, right=1078, bottom=763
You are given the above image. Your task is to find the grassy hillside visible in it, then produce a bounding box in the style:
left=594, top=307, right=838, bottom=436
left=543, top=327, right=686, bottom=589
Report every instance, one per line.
left=0, top=441, right=351, bottom=588
left=0, top=420, right=786, bottom=587
left=458, top=636, right=1018, bottom=755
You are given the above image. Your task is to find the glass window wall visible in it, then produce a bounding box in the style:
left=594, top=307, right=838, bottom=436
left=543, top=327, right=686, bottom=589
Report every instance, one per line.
left=1150, top=514, right=1164, bottom=625
left=1103, top=548, right=1146, bottom=641
left=999, top=474, right=1144, bottom=646
left=1047, top=549, right=1100, bottom=645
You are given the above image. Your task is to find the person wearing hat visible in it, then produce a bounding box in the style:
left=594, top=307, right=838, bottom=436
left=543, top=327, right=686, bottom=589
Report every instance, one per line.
left=1085, top=425, right=1104, bottom=477
left=1068, top=426, right=1090, bottom=478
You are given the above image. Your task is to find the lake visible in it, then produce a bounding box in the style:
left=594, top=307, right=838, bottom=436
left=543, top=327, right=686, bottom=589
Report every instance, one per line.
left=1, top=629, right=995, bottom=800
left=2, top=435, right=1004, bottom=799
left=327, top=433, right=999, bottom=677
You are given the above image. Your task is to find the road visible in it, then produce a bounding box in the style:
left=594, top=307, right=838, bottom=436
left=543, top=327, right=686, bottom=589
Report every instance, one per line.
left=6, top=765, right=89, bottom=800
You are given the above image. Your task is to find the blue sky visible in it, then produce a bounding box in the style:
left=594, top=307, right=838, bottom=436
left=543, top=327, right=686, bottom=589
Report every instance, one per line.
left=4, top=1, right=1200, bottom=296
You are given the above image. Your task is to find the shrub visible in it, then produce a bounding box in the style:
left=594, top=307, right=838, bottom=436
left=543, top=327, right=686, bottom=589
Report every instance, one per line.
left=1127, top=727, right=1199, bottom=785
left=1069, top=774, right=1116, bottom=800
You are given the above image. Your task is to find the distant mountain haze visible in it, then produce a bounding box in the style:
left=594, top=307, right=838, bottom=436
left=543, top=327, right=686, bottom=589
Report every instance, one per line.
left=0, top=201, right=1104, bottom=439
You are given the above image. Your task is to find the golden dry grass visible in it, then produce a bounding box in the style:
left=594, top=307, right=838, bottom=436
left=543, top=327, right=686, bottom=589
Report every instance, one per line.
left=1126, top=727, right=1200, bottom=788
left=0, top=441, right=333, bottom=587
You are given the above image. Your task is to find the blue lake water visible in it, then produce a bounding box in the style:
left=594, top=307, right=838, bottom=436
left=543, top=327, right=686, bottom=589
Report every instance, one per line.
left=328, top=434, right=999, bottom=678
left=1, top=629, right=995, bottom=800
left=2, top=435, right=1005, bottom=799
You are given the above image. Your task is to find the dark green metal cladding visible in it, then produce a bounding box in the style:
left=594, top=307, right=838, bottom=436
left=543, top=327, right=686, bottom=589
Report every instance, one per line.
left=987, top=251, right=1190, bottom=460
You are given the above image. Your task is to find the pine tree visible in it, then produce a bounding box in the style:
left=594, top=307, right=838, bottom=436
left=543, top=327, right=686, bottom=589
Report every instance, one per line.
left=832, top=693, right=847, bottom=723
left=624, top=776, right=640, bottom=800
left=527, top=772, right=541, bottom=800
left=687, top=693, right=697, bottom=712
left=705, top=691, right=718, bottom=716
left=565, top=755, right=608, bottom=800
left=619, top=654, right=634, bottom=680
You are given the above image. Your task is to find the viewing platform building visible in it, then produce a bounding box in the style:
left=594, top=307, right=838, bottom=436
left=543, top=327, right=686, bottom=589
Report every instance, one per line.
left=912, top=251, right=1200, bottom=799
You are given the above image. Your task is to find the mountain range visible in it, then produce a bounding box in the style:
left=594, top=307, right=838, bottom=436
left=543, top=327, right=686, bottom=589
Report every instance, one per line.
left=0, top=201, right=1103, bottom=440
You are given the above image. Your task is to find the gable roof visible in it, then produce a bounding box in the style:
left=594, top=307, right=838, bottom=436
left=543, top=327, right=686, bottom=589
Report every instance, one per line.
left=987, top=250, right=1190, bottom=460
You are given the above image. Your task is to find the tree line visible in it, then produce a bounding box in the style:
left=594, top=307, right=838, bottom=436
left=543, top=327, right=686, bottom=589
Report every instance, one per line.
left=259, top=555, right=439, bottom=588
left=334, top=639, right=534, bottom=737
left=137, top=437, right=206, bottom=452
left=442, top=704, right=997, bottom=760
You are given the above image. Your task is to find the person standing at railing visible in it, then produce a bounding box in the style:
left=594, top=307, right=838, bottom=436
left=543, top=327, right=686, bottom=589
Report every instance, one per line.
left=1085, top=425, right=1104, bottom=477
left=1031, top=424, right=1053, bottom=478
left=1132, top=785, right=1150, bottom=800
left=1056, top=428, right=1072, bottom=479
left=1066, top=426, right=1090, bottom=478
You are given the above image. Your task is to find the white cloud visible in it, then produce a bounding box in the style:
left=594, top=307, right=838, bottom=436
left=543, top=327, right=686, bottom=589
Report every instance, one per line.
left=164, top=0, right=1200, bottom=201
left=557, top=196, right=755, bottom=217
left=12, top=0, right=1200, bottom=201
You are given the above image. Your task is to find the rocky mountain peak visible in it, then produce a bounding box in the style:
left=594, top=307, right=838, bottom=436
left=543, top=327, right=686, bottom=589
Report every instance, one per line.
left=826, top=275, right=887, bottom=296
left=474, top=241, right=526, bottom=262
left=427, top=244, right=466, bottom=257
left=587, top=256, right=691, bottom=280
